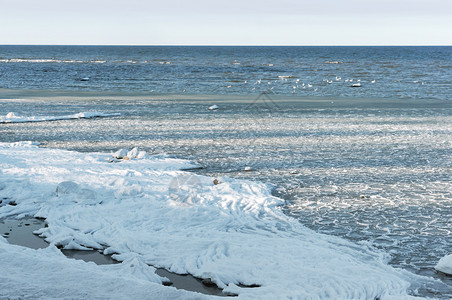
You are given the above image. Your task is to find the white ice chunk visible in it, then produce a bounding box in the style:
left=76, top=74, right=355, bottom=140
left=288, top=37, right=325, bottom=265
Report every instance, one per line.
left=111, top=148, right=149, bottom=160
left=55, top=181, right=98, bottom=204
left=136, top=151, right=149, bottom=159
left=56, top=181, right=80, bottom=196
left=435, top=254, right=452, bottom=275
left=115, top=183, right=143, bottom=198
left=208, top=105, right=219, bottom=110
left=105, top=254, right=166, bottom=284
left=127, top=147, right=139, bottom=158
left=113, top=149, right=129, bottom=159
left=63, top=240, right=92, bottom=251
left=77, top=188, right=98, bottom=204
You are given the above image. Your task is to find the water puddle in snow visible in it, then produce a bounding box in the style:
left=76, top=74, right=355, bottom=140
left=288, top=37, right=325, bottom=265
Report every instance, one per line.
left=61, top=248, right=118, bottom=265
left=1, top=217, right=48, bottom=249
left=0, top=217, right=234, bottom=297
left=155, top=268, right=233, bottom=296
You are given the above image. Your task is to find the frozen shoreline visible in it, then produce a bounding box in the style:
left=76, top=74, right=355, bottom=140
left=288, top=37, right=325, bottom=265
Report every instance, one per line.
left=0, top=141, right=425, bottom=299
left=0, top=217, right=227, bottom=296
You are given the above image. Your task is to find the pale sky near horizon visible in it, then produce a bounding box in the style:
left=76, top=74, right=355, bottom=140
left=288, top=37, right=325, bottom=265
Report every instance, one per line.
left=1, top=0, right=451, bottom=45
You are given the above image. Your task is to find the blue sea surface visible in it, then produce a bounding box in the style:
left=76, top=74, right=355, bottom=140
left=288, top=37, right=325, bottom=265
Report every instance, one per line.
left=0, top=45, right=451, bottom=101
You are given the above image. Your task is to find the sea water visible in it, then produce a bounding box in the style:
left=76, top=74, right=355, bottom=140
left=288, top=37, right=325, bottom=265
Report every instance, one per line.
left=0, top=46, right=451, bottom=101
left=1, top=46, right=451, bottom=298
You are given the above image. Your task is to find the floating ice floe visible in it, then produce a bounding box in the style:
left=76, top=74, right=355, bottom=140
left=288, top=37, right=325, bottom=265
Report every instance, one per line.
left=208, top=105, right=219, bottom=111
left=0, top=111, right=120, bottom=123
left=435, top=254, right=452, bottom=275
left=0, top=142, right=423, bottom=299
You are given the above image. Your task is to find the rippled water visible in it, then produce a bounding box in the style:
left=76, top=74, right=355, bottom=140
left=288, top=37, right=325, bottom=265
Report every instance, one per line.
left=1, top=45, right=451, bottom=101
left=1, top=93, right=451, bottom=297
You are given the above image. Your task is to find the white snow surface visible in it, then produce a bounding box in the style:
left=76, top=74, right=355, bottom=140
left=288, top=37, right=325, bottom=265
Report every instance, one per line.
left=0, top=238, right=206, bottom=300
left=0, top=142, right=419, bottom=299
left=0, top=111, right=120, bottom=123
left=435, top=254, right=452, bottom=275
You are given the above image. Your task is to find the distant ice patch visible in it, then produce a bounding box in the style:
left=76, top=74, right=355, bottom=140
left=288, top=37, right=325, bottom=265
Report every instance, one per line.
left=0, top=111, right=120, bottom=123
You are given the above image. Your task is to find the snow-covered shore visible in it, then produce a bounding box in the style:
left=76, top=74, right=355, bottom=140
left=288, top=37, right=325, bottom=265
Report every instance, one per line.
left=0, top=240, right=207, bottom=300
left=0, top=142, right=419, bottom=299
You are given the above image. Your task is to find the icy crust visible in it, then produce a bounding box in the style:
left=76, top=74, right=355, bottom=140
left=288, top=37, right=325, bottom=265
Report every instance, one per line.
left=0, top=238, right=206, bottom=299
left=435, top=255, right=452, bottom=275
left=0, top=142, right=417, bottom=299
left=0, top=111, right=120, bottom=123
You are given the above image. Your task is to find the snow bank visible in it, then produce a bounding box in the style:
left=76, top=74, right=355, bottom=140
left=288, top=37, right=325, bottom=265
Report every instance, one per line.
left=435, top=254, right=452, bottom=275
left=0, top=238, right=205, bottom=299
left=0, top=111, right=120, bottom=123
left=0, top=142, right=418, bottom=299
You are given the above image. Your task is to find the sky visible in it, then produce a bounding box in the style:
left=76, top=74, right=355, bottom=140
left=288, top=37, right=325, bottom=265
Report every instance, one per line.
left=0, top=0, right=451, bottom=45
